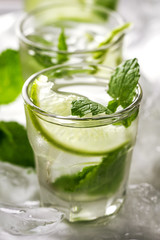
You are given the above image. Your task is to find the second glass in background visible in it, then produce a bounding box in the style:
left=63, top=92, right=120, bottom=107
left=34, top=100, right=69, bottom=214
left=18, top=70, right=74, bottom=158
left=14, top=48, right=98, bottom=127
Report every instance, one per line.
left=18, top=0, right=126, bottom=80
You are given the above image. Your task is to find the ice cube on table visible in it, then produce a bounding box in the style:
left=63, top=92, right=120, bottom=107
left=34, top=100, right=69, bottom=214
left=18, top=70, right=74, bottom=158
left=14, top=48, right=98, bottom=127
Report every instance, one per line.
left=0, top=206, right=64, bottom=236
left=0, top=162, right=39, bottom=204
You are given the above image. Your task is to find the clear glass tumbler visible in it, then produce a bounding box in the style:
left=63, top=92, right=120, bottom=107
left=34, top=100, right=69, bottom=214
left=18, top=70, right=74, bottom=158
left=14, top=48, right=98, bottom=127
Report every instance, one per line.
left=22, top=63, right=142, bottom=222
left=18, top=0, right=126, bottom=80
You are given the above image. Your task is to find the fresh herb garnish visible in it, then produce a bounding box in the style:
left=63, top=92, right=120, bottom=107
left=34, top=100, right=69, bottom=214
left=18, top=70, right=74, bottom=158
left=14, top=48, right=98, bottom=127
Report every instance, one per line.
left=107, top=58, right=140, bottom=108
left=0, top=121, right=35, bottom=168
left=53, top=144, right=128, bottom=194
left=0, top=49, right=23, bottom=104
left=71, top=58, right=140, bottom=126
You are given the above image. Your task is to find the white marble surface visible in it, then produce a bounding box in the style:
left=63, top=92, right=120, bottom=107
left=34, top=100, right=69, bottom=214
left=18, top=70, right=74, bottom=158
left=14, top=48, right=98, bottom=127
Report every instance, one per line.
left=0, top=0, right=160, bottom=239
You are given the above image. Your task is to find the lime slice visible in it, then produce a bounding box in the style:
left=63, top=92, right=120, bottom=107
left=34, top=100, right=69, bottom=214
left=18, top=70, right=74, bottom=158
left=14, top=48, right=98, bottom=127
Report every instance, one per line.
left=29, top=76, right=133, bottom=155
left=31, top=75, right=78, bottom=116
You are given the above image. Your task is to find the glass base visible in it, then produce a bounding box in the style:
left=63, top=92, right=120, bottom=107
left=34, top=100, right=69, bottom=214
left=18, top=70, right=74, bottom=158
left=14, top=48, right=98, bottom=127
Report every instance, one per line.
left=66, top=198, right=124, bottom=222
left=40, top=186, right=125, bottom=222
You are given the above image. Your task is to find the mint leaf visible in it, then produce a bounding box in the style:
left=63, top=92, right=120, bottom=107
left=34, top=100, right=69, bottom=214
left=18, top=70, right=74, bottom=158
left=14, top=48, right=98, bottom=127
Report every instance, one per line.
left=71, top=98, right=106, bottom=117
left=58, top=29, right=68, bottom=51
left=33, top=29, right=68, bottom=67
left=0, top=121, right=35, bottom=168
left=0, top=49, right=23, bottom=105
left=57, top=29, right=68, bottom=64
left=53, top=144, right=128, bottom=195
left=93, top=23, right=131, bottom=62
left=53, top=166, right=94, bottom=193
left=108, top=58, right=140, bottom=108
left=76, top=144, right=127, bottom=194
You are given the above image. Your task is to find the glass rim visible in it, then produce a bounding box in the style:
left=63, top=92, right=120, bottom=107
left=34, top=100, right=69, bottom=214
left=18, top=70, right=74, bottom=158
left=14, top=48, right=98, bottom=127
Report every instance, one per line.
left=22, top=62, right=143, bottom=125
left=17, top=1, right=125, bottom=54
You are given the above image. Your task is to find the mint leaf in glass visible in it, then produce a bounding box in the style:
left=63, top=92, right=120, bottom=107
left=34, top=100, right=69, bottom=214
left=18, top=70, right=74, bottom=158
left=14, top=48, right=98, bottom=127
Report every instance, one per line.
left=34, top=53, right=53, bottom=67
left=0, top=121, right=35, bottom=168
left=0, top=49, right=23, bottom=105
left=53, top=144, right=128, bottom=195
left=57, top=28, right=68, bottom=64
left=33, top=29, right=68, bottom=67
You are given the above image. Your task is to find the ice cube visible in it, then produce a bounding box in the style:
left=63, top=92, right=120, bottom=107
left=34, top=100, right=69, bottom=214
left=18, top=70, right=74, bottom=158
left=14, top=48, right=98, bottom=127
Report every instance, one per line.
left=0, top=205, right=64, bottom=236
left=0, top=162, right=39, bottom=204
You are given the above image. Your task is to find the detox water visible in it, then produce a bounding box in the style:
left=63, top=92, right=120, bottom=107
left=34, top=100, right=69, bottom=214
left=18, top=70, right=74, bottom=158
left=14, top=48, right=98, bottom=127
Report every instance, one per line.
left=23, top=64, right=141, bottom=222
left=18, top=2, right=125, bottom=80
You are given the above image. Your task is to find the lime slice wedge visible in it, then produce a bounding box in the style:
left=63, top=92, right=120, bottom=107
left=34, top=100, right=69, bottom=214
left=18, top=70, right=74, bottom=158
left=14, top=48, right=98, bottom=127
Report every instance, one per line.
left=29, top=76, right=133, bottom=155
left=31, top=75, right=78, bottom=116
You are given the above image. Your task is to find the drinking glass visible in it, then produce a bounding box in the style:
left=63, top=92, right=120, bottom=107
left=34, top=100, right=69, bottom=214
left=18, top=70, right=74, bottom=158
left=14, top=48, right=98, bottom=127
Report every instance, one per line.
left=18, top=0, right=125, bottom=80
left=22, top=62, right=142, bottom=222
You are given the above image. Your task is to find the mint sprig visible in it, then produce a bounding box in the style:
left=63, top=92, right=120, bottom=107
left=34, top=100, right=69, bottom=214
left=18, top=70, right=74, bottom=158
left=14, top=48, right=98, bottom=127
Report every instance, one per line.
left=71, top=58, right=140, bottom=126
left=107, top=58, right=140, bottom=108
